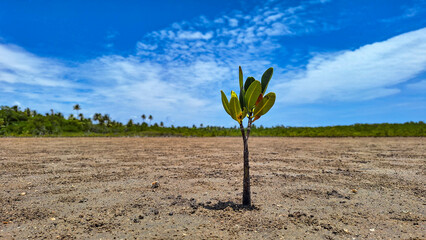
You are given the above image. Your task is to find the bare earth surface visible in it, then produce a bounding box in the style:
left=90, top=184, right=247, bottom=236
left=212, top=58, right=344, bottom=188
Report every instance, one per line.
left=0, top=137, right=425, bottom=239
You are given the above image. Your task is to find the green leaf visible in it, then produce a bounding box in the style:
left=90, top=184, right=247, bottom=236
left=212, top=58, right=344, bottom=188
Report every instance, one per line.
left=261, top=67, right=273, bottom=95
left=244, top=77, right=255, bottom=91
left=253, top=92, right=276, bottom=118
left=239, top=88, right=245, bottom=110
left=244, top=80, right=261, bottom=111
left=221, top=90, right=231, bottom=116
left=229, top=95, right=242, bottom=123
left=231, top=90, right=238, bottom=99
left=240, top=107, right=247, bottom=122
left=239, top=66, right=243, bottom=90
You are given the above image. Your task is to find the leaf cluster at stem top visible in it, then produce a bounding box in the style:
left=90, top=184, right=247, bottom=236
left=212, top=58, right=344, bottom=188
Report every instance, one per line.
left=221, top=66, right=276, bottom=125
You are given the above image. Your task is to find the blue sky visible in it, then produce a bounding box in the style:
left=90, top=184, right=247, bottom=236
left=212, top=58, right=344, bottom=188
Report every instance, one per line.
left=0, top=0, right=425, bottom=127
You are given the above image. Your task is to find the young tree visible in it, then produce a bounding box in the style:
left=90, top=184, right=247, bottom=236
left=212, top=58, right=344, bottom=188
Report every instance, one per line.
left=221, top=66, right=276, bottom=206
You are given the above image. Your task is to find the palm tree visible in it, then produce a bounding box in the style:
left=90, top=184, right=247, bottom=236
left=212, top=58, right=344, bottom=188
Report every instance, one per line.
left=24, top=108, right=31, bottom=117
left=160, top=121, right=164, bottom=127
left=93, top=113, right=102, bottom=124
left=148, top=115, right=153, bottom=125
left=78, top=113, right=84, bottom=121
left=103, top=114, right=111, bottom=127
left=73, top=104, right=81, bottom=115
left=141, top=114, right=146, bottom=123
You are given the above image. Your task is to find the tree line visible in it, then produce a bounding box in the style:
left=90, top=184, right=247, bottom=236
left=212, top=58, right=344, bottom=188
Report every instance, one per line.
left=0, top=105, right=424, bottom=137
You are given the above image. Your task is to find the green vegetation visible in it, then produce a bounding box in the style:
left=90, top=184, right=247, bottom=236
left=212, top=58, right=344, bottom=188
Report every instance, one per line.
left=0, top=105, right=424, bottom=137
left=220, top=66, right=277, bottom=206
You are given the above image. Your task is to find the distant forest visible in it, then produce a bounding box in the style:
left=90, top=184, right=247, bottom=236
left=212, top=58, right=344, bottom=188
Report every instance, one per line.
left=0, top=105, right=425, bottom=137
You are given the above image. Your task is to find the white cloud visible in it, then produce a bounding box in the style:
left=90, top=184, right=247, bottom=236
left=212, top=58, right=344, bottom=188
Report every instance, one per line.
left=176, top=31, right=213, bottom=40
left=0, top=43, right=93, bottom=119
left=228, top=18, right=238, bottom=27
left=72, top=54, right=224, bottom=123
left=276, top=28, right=426, bottom=103
left=264, top=13, right=284, bottom=24
left=263, top=22, right=291, bottom=36
left=136, top=42, right=158, bottom=51
left=0, top=44, right=71, bottom=87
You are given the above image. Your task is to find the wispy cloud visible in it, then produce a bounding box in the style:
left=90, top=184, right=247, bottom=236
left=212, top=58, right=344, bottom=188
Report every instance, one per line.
left=381, top=2, right=426, bottom=23
left=406, top=79, right=426, bottom=91
left=0, top=42, right=86, bottom=114
left=76, top=55, right=213, bottom=123
left=176, top=31, right=213, bottom=40
left=275, top=27, right=426, bottom=104
left=0, top=44, right=71, bottom=87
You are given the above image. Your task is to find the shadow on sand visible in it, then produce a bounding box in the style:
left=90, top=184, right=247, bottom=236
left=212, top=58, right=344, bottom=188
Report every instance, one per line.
left=200, top=201, right=259, bottom=211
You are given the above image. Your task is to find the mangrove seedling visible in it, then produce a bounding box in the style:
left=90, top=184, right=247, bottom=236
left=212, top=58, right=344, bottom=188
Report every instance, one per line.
left=221, top=66, right=276, bottom=206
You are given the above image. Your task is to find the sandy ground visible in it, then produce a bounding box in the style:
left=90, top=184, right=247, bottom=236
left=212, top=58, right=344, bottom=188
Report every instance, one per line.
left=0, top=137, right=425, bottom=239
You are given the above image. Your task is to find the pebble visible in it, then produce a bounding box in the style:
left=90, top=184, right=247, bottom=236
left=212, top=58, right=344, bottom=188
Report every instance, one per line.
left=150, top=209, right=159, bottom=215
left=20, top=192, right=26, bottom=196
left=369, top=228, right=375, bottom=232
left=151, top=181, right=160, bottom=188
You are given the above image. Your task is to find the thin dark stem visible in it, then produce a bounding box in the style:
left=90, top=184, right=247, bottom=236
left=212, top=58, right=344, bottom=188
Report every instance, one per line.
left=246, top=115, right=253, bottom=139
left=239, top=122, right=246, bottom=141
left=240, top=122, right=251, bottom=206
